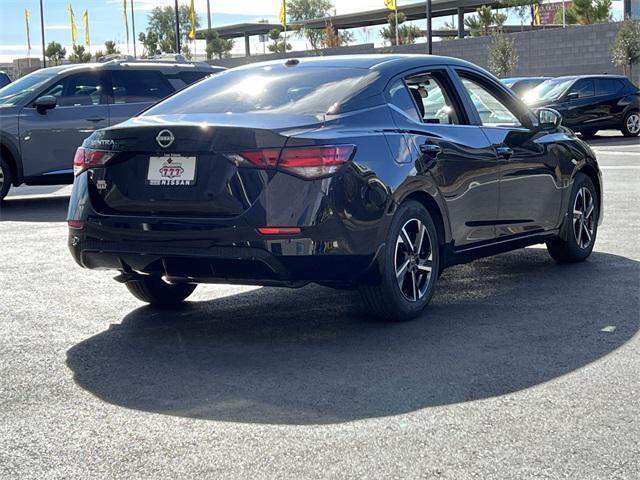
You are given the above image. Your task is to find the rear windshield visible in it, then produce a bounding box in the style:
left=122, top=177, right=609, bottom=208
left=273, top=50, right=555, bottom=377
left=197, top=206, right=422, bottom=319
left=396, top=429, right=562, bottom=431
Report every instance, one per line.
left=143, top=66, right=378, bottom=116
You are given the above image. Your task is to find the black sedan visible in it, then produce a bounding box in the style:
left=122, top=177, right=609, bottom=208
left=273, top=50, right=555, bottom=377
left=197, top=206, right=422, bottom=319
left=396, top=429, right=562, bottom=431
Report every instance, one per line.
left=524, top=75, right=640, bottom=138
left=68, top=55, right=603, bottom=321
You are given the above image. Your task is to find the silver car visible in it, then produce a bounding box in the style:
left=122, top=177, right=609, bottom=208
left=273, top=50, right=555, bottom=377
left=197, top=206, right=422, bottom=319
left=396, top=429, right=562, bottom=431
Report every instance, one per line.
left=0, top=59, right=223, bottom=200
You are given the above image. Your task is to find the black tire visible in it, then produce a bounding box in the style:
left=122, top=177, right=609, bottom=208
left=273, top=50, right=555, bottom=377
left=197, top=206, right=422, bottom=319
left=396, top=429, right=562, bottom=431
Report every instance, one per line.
left=0, top=156, right=12, bottom=202
left=621, top=110, right=640, bottom=137
left=124, top=276, right=196, bottom=307
left=547, top=173, right=599, bottom=263
left=359, top=200, right=440, bottom=321
left=579, top=129, right=598, bottom=139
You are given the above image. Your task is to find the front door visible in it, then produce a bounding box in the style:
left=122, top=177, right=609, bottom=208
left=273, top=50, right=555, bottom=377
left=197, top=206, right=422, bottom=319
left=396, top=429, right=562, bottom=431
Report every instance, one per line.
left=455, top=71, right=563, bottom=237
left=19, top=71, right=109, bottom=179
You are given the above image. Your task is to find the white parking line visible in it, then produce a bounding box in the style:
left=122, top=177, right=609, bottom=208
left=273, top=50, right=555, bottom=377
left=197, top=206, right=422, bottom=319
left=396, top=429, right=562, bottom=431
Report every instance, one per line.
left=599, top=166, right=640, bottom=170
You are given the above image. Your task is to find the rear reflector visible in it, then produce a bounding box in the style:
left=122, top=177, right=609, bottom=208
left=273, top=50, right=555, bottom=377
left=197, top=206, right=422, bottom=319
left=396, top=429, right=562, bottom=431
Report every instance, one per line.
left=73, top=147, right=115, bottom=176
left=257, top=227, right=302, bottom=235
left=234, top=145, right=355, bottom=179
left=67, top=220, right=85, bottom=229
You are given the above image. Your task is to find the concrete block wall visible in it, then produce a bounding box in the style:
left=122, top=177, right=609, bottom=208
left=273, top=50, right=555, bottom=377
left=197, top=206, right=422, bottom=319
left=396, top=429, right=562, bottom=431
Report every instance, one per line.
left=210, top=22, right=636, bottom=81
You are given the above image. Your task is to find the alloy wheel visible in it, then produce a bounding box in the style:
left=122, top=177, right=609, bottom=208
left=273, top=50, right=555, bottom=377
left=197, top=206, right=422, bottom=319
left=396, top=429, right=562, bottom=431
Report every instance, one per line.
left=394, top=218, right=434, bottom=302
left=627, top=113, right=640, bottom=135
left=572, top=186, right=596, bottom=249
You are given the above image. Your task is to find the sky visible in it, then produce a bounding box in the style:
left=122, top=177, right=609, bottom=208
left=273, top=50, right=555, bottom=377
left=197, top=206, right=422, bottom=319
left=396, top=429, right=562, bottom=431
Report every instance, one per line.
left=0, top=0, right=626, bottom=63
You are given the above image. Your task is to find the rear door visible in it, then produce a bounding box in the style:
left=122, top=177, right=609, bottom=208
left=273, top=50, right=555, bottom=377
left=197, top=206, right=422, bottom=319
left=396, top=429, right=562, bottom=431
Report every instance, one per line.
left=19, top=70, right=109, bottom=178
left=454, top=69, right=563, bottom=236
left=387, top=68, right=500, bottom=246
left=595, top=77, right=626, bottom=127
left=106, top=69, right=175, bottom=126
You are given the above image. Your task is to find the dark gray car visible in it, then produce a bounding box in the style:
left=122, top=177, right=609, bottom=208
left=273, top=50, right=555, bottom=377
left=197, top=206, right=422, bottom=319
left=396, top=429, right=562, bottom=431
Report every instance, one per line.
left=0, top=59, right=223, bottom=200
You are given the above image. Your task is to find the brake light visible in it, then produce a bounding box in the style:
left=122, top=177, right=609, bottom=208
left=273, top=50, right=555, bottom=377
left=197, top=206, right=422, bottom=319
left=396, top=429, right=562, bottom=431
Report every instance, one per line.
left=257, top=227, right=302, bottom=235
left=234, top=145, right=355, bottom=179
left=73, top=147, right=115, bottom=176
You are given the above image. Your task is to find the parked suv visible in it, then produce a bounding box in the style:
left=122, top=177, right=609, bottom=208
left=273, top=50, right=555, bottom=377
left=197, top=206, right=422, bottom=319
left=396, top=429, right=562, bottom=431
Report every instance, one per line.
left=524, top=74, right=640, bottom=138
left=0, top=59, right=223, bottom=200
left=0, top=71, right=11, bottom=88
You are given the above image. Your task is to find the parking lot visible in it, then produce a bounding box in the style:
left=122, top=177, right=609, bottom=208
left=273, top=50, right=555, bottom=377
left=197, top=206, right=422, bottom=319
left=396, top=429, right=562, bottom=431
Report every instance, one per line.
left=0, top=132, right=638, bottom=479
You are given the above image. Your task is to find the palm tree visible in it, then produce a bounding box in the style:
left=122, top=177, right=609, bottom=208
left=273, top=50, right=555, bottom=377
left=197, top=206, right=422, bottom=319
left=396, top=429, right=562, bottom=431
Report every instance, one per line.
left=477, top=6, right=495, bottom=36
left=464, top=16, right=483, bottom=37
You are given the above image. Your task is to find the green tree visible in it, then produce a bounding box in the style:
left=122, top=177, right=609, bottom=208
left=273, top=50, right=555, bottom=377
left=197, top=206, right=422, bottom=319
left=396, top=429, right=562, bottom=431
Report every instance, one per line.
left=45, top=41, right=66, bottom=65
left=140, top=5, right=200, bottom=55
left=69, top=44, right=92, bottom=63
left=464, top=15, right=483, bottom=37
left=287, top=0, right=334, bottom=52
left=477, top=5, right=495, bottom=35
left=500, top=0, right=541, bottom=28
left=381, top=12, right=422, bottom=46
left=554, top=0, right=612, bottom=25
left=611, top=18, right=640, bottom=78
left=267, top=28, right=292, bottom=53
left=488, top=34, right=518, bottom=77
left=494, top=12, right=508, bottom=32
left=104, top=41, right=120, bottom=55
left=204, top=29, right=235, bottom=60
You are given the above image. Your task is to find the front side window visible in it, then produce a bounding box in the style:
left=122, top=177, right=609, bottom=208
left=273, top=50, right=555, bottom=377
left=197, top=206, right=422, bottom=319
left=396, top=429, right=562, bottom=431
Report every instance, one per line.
left=111, top=70, right=174, bottom=104
left=569, top=79, right=595, bottom=98
left=459, top=76, right=521, bottom=127
left=41, top=72, right=104, bottom=107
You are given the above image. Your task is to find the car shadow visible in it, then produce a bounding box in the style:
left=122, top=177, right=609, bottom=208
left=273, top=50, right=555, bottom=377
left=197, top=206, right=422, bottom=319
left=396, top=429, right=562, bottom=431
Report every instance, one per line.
left=0, top=196, right=69, bottom=222
left=66, top=249, right=639, bottom=425
left=584, top=134, right=639, bottom=147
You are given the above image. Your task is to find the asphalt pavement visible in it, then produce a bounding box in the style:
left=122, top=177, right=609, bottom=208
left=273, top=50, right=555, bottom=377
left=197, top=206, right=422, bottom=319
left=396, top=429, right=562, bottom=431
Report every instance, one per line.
left=0, top=131, right=638, bottom=479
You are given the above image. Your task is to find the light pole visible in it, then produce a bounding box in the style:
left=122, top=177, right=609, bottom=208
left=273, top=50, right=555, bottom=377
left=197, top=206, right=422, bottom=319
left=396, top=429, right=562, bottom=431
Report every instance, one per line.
left=426, top=0, right=432, bottom=54
left=39, top=0, right=46, bottom=67
left=174, top=0, right=181, bottom=54
left=207, top=0, right=211, bottom=30
left=131, top=0, right=137, bottom=57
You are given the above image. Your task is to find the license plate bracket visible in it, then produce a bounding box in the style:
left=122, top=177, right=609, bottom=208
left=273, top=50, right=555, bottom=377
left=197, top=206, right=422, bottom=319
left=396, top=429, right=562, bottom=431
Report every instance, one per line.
left=146, top=155, right=197, bottom=186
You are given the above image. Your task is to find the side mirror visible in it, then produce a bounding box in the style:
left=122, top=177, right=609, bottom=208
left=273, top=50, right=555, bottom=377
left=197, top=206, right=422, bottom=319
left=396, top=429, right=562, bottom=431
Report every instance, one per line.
left=566, top=91, right=579, bottom=101
left=34, top=95, right=57, bottom=114
left=536, top=107, right=562, bottom=130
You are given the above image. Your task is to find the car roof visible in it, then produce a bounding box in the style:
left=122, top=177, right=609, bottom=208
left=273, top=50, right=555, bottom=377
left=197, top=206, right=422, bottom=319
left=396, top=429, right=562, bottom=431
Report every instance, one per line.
left=232, top=54, right=482, bottom=73
left=37, top=61, right=220, bottom=77
left=552, top=74, right=628, bottom=81
left=503, top=76, right=550, bottom=81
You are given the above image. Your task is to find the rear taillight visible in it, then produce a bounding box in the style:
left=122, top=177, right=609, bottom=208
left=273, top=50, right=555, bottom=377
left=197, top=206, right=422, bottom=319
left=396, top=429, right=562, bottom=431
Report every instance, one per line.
left=233, top=145, right=355, bottom=179
left=73, top=147, right=115, bottom=176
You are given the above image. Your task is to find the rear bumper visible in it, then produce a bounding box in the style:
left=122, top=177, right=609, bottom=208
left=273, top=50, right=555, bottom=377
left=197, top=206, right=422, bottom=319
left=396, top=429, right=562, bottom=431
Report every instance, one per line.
left=68, top=229, right=380, bottom=287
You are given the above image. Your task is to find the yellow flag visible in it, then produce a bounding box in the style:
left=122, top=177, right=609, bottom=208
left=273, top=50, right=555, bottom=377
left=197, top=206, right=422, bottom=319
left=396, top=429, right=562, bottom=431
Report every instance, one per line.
left=384, top=0, right=397, bottom=11
left=83, top=10, right=90, bottom=47
left=279, top=0, right=286, bottom=27
left=69, top=4, right=77, bottom=46
left=123, top=0, right=129, bottom=47
left=25, top=8, right=31, bottom=51
left=534, top=4, right=541, bottom=26
left=189, top=0, right=197, bottom=40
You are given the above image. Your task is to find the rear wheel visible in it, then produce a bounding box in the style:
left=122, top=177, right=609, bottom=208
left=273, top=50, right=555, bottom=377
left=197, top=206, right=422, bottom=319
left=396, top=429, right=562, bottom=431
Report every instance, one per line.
left=621, top=110, right=640, bottom=137
left=0, top=156, right=12, bottom=201
left=124, top=276, right=196, bottom=307
left=360, top=200, right=440, bottom=321
left=547, top=173, right=598, bottom=263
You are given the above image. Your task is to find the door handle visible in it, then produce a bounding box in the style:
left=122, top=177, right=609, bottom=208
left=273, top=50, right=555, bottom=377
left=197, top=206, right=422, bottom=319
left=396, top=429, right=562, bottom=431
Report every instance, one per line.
left=86, top=117, right=106, bottom=123
left=419, top=143, right=442, bottom=158
left=496, top=146, right=514, bottom=159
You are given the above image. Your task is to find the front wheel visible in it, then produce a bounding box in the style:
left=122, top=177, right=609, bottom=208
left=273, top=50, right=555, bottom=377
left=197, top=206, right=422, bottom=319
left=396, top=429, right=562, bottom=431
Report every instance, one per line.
left=124, top=276, right=196, bottom=307
left=360, top=200, right=440, bottom=321
left=0, top=157, right=12, bottom=201
left=547, top=173, right=599, bottom=263
left=621, top=110, right=640, bottom=137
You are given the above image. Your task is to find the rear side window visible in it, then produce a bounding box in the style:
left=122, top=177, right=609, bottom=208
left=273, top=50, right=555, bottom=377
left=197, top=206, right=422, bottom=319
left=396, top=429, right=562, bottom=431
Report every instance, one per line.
left=110, top=70, right=174, bottom=104
left=596, top=78, right=623, bottom=96
left=388, top=80, right=421, bottom=122
left=406, top=72, right=460, bottom=125
left=144, top=66, right=379, bottom=116
left=569, top=79, right=595, bottom=98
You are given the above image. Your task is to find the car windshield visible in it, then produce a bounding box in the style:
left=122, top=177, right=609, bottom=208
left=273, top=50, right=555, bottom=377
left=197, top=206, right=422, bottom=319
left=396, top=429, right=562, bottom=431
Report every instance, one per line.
left=0, top=70, right=57, bottom=106
left=524, top=78, right=575, bottom=104
left=144, top=66, right=379, bottom=116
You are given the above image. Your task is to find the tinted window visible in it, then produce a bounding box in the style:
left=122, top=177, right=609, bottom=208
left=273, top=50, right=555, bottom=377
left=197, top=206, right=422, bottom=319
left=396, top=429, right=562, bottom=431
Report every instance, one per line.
left=111, top=70, right=173, bottom=104
left=596, top=78, right=623, bottom=96
left=0, top=73, right=10, bottom=89
left=41, top=72, right=105, bottom=106
left=144, top=66, right=379, bottom=116
left=569, top=79, right=595, bottom=98
left=388, top=80, right=420, bottom=121
left=406, top=72, right=460, bottom=125
left=459, top=76, right=521, bottom=127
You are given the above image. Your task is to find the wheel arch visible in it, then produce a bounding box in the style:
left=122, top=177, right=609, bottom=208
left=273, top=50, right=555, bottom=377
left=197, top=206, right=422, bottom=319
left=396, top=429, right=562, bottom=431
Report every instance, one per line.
left=576, top=162, right=602, bottom=216
left=0, top=135, right=24, bottom=185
